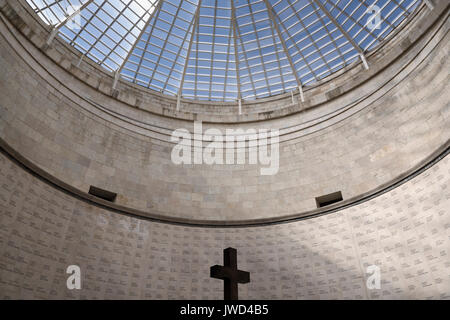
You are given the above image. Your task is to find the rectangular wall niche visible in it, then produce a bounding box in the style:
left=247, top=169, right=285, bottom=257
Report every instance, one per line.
left=89, top=186, right=117, bottom=202
left=315, top=191, right=343, bottom=208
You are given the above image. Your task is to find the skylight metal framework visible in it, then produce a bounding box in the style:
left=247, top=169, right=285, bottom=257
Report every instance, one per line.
left=263, top=0, right=304, bottom=101
left=310, top=0, right=369, bottom=69
left=27, top=0, right=423, bottom=102
left=231, top=0, right=241, bottom=101
left=46, top=0, right=93, bottom=43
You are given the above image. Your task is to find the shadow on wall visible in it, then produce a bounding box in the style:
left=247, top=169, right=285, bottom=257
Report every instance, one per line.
left=0, top=151, right=449, bottom=299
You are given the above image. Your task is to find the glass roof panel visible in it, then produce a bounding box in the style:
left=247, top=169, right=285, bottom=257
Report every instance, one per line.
left=26, top=0, right=422, bottom=102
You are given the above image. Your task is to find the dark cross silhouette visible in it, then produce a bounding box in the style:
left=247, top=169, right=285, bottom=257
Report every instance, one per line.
left=210, top=247, right=250, bottom=300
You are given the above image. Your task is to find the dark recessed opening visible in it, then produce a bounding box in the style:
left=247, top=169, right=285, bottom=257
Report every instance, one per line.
left=88, top=186, right=117, bottom=202
left=315, top=191, right=343, bottom=208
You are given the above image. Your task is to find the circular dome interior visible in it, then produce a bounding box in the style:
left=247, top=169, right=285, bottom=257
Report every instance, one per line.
left=26, top=0, right=420, bottom=102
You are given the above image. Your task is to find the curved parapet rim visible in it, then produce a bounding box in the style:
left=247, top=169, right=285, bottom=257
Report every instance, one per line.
left=1, top=138, right=448, bottom=227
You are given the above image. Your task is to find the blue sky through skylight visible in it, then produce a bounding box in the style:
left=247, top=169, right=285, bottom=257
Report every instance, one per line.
left=26, top=0, right=422, bottom=101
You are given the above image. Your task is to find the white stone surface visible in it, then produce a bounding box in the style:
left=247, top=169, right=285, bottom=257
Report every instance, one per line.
left=0, top=3, right=448, bottom=221
left=0, top=151, right=449, bottom=299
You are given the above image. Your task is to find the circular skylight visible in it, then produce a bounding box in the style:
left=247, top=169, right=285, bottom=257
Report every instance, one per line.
left=27, top=0, right=421, bottom=101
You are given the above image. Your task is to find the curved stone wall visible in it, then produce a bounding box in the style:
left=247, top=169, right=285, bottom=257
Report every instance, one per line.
left=0, top=148, right=449, bottom=299
left=0, top=0, right=442, bottom=122
left=0, top=0, right=449, bottom=300
left=0, top=1, right=449, bottom=222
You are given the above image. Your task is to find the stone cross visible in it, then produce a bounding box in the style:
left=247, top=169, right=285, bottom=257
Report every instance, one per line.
left=210, top=247, right=250, bottom=300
